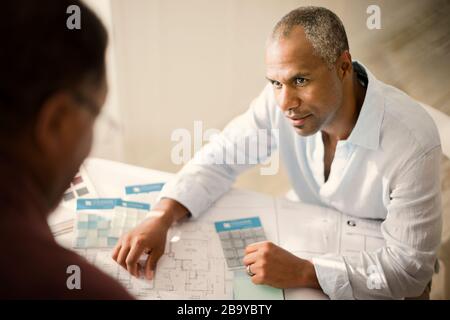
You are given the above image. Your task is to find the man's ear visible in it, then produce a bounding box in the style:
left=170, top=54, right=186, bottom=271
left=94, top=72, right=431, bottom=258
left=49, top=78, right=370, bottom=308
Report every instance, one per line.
left=336, top=51, right=353, bottom=80
left=34, top=92, right=75, bottom=156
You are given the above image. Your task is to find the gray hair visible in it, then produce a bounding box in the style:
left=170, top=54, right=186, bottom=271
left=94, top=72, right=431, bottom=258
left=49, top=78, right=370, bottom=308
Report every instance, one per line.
left=271, top=6, right=349, bottom=66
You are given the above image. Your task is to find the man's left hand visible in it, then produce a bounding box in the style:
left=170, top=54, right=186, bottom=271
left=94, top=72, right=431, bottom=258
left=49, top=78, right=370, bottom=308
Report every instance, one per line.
left=243, top=241, right=321, bottom=290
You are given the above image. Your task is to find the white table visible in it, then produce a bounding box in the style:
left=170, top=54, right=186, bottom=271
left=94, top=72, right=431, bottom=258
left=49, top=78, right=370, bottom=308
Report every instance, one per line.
left=54, top=158, right=369, bottom=300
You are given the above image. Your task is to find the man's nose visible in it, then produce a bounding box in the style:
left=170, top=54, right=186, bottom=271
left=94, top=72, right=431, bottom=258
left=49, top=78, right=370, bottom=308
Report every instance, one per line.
left=278, top=87, right=300, bottom=112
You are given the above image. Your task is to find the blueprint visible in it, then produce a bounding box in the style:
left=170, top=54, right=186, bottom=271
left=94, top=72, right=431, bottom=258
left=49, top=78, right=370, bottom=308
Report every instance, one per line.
left=76, top=221, right=234, bottom=299
left=71, top=187, right=385, bottom=300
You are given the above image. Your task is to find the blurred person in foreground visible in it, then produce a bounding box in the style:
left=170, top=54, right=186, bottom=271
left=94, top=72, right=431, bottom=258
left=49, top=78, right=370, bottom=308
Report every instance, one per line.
left=0, top=0, right=133, bottom=299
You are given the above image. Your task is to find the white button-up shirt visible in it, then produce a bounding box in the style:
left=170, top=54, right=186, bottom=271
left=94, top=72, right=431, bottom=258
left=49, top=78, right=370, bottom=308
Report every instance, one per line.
left=158, top=62, right=442, bottom=299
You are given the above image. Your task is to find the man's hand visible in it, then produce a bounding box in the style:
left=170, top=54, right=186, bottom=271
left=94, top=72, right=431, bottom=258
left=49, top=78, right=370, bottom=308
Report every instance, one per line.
left=242, top=241, right=321, bottom=290
left=111, top=213, right=170, bottom=279
left=111, top=198, right=190, bottom=280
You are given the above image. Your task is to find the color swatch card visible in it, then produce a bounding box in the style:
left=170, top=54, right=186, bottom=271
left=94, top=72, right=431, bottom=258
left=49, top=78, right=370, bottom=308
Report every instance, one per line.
left=214, top=217, right=267, bottom=269
left=62, top=165, right=98, bottom=211
left=74, top=198, right=151, bottom=248
left=124, top=182, right=165, bottom=204
left=109, top=200, right=151, bottom=238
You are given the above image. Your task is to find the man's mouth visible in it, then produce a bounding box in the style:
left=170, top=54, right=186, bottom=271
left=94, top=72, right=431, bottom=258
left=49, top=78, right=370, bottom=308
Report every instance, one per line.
left=287, top=114, right=312, bottom=127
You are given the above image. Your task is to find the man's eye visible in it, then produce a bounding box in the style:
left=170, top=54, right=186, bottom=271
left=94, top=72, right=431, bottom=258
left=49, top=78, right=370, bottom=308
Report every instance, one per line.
left=295, top=78, right=308, bottom=86
left=272, top=81, right=282, bottom=89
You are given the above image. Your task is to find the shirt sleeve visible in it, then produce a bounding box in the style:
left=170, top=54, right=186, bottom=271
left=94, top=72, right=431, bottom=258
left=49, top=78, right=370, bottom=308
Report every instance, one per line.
left=157, top=84, right=279, bottom=218
left=313, top=146, right=442, bottom=299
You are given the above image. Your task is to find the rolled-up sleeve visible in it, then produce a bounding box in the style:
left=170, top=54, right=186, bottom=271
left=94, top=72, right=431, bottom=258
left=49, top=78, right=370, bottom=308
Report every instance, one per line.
left=157, top=85, right=278, bottom=218
left=313, top=146, right=442, bottom=299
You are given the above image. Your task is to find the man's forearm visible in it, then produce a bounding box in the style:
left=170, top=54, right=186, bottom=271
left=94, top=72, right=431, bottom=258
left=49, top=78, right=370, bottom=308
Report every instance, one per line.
left=153, top=198, right=191, bottom=227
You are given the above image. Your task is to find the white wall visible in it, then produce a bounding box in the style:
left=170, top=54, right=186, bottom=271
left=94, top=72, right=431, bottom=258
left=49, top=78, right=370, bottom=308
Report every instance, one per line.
left=85, top=0, right=125, bottom=161
left=107, top=0, right=449, bottom=194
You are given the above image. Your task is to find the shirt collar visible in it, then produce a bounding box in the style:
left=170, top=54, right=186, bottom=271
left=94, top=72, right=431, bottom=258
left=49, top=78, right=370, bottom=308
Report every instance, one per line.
left=346, top=61, right=385, bottom=151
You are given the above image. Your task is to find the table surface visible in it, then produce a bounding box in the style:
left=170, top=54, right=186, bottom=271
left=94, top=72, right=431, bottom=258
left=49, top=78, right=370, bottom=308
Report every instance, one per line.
left=55, top=158, right=330, bottom=300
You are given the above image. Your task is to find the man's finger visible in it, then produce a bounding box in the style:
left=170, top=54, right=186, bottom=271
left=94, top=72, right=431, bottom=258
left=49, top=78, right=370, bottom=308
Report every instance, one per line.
left=111, top=239, right=122, bottom=261
left=117, top=243, right=131, bottom=270
left=145, top=249, right=163, bottom=280
left=245, top=241, right=266, bottom=254
left=242, top=251, right=258, bottom=266
left=126, top=242, right=145, bottom=277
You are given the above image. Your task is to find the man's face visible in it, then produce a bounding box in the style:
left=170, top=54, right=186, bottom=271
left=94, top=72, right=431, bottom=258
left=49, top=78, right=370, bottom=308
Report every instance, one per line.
left=67, top=78, right=107, bottom=170
left=265, top=27, right=344, bottom=136
left=53, top=77, right=107, bottom=207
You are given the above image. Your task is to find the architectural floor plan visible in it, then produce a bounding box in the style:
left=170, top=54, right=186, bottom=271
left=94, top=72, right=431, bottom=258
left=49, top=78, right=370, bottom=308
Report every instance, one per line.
left=77, top=221, right=234, bottom=299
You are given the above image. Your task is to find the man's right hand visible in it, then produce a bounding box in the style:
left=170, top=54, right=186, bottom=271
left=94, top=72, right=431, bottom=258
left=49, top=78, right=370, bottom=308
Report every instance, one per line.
left=111, top=198, right=190, bottom=280
left=111, top=213, right=170, bottom=279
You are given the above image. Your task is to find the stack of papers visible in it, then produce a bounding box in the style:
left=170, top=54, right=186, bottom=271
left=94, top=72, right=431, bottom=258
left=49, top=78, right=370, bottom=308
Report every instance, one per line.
left=48, top=165, right=98, bottom=236
left=73, top=182, right=165, bottom=248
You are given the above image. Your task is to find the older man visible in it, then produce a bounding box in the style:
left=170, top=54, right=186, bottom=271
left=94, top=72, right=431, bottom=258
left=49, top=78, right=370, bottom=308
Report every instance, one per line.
left=113, top=6, right=441, bottom=299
